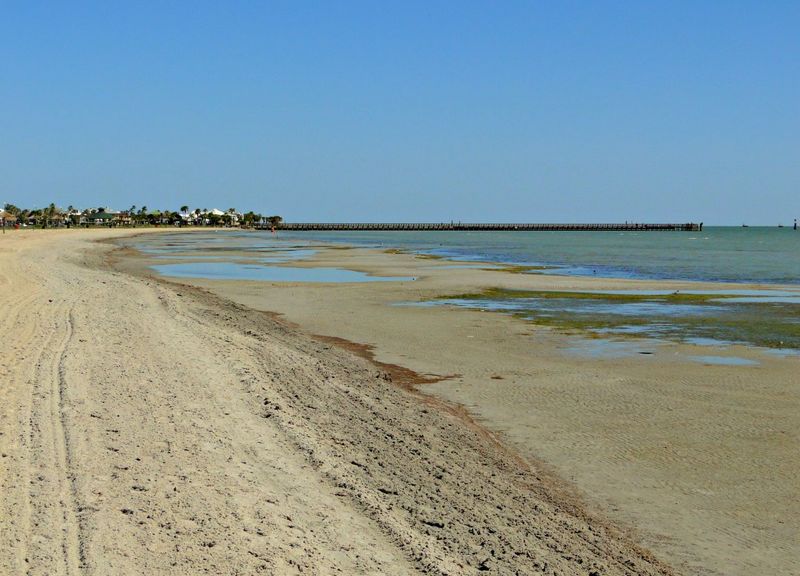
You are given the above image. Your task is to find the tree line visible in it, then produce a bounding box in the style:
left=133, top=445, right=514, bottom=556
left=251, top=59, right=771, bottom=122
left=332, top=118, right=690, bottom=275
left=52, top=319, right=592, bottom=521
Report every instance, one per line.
left=2, top=203, right=283, bottom=228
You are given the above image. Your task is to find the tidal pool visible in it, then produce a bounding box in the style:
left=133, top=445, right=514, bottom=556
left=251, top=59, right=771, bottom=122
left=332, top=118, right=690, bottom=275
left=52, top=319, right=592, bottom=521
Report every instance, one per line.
left=151, top=262, right=415, bottom=283
left=689, top=355, right=759, bottom=366
left=563, top=338, right=659, bottom=359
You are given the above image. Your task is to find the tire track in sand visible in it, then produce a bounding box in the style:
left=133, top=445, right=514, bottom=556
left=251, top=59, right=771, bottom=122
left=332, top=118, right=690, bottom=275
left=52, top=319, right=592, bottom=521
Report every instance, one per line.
left=25, top=300, right=84, bottom=576
left=0, top=282, right=43, bottom=574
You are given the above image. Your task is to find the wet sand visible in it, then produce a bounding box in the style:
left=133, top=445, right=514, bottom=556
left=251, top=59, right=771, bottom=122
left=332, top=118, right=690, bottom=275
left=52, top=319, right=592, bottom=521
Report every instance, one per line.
left=124, top=234, right=800, bottom=576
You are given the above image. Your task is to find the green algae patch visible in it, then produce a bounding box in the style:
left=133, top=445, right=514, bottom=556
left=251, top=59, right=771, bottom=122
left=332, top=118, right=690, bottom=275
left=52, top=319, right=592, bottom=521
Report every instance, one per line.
left=428, top=288, right=800, bottom=350
left=439, top=288, right=735, bottom=304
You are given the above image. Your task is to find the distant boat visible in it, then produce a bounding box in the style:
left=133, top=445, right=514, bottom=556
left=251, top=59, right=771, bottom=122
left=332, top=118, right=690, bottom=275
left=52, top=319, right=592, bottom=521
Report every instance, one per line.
left=778, top=224, right=784, bottom=228
left=742, top=224, right=749, bottom=228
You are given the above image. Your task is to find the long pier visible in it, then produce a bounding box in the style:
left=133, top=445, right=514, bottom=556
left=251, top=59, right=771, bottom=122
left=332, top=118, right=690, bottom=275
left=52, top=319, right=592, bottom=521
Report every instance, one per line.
left=266, top=222, right=702, bottom=232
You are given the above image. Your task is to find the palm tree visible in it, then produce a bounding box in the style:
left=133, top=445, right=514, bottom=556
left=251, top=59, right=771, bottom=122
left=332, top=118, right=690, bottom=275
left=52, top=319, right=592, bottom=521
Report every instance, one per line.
left=41, top=203, right=56, bottom=228
left=180, top=205, right=189, bottom=214
left=29, top=208, right=43, bottom=227
left=66, top=205, right=78, bottom=226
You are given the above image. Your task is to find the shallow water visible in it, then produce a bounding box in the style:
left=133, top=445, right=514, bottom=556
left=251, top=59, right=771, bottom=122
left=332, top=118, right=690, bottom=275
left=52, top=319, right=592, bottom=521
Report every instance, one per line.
left=435, top=264, right=505, bottom=270
left=135, top=228, right=800, bottom=284
left=689, top=355, right=759, bottom=366
left=683, top=337, right=738, bottom=347
left=414, top=292, right=800, bottom=350
left=440, top=296, right=724, bottom=318
left=712, top=296, right=800, bottom=304
left=259, top=249, right=317, bottom=263
left=762, top=348, right=800, bottom=358
left=279, top=227, right=800, bottom=284
left=563, top=338, right=659, bottom=359
left=591, top=289, right=800, bottom=297
left=151, top=249, right=318, bottom=264
left=151, top=261, right=415, bottom=283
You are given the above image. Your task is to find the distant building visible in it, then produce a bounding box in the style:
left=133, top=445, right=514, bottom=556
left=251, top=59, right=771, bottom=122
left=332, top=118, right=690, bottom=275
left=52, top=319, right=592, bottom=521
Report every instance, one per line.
left=47, top=213, right=67, bottom=227
left=85, top=212, right=117, bottom=225
left=0, top=210, right=18, bottom=226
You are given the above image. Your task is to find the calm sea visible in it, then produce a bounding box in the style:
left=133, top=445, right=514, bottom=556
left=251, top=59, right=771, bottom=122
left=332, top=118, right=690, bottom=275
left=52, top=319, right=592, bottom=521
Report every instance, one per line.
left=279, top=226, right=799, bottom=285
left=136, top=226, right=799, bottom=285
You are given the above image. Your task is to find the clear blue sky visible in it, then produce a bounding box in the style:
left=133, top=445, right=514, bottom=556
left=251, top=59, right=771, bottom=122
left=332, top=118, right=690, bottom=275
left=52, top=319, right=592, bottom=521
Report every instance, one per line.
left=2, top=1, right=798, bottom=224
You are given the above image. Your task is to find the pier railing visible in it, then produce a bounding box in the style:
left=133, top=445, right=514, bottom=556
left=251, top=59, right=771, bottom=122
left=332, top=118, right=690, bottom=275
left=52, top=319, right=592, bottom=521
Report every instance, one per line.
left=262, top=222, right=702, bottom=232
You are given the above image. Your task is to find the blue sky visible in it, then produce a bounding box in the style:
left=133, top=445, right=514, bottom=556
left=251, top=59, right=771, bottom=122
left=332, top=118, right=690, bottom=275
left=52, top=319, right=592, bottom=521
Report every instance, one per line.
left=2, top=1, right=798, bottom=224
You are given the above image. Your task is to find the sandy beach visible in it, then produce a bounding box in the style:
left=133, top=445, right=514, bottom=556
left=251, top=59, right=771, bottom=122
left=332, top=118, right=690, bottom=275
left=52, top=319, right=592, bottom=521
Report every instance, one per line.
left=120, top=231, right=800, bottom=576
left=0, top=229, right=683, bottom=575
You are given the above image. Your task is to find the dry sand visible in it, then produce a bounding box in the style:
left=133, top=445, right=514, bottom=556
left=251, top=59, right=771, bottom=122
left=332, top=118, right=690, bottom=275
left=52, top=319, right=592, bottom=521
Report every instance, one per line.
left=123, top=236, right=800, bottom=576
left=0, top=228, right=679, bottom=575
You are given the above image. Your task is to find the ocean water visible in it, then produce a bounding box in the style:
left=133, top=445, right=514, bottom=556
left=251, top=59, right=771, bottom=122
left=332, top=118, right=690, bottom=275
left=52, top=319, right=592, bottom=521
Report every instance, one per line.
left=278, top=226, right=800, bottom=285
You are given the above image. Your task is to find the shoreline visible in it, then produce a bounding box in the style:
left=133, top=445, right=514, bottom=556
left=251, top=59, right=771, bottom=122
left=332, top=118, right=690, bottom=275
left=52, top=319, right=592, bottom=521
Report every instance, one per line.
left=1, top=228, right=678, bottom=574
left=119, top=229, right=800, bottom=575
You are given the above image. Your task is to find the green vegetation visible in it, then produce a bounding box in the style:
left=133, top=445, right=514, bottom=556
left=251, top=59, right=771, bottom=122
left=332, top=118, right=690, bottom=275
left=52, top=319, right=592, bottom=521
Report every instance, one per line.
left=2, top=202, right=281, bottom=229
left=440, top=288, right=737, bottom=303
